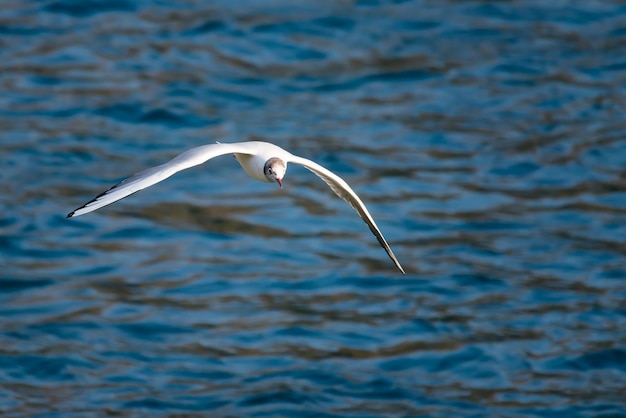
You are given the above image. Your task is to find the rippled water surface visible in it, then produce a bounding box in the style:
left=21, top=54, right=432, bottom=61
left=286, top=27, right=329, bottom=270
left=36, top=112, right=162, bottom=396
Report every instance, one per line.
left=2, top=0, right=626, bottom=416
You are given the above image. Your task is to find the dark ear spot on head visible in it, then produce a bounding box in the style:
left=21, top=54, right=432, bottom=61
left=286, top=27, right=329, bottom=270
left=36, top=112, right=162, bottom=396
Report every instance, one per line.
left=264, top=157, right=285, bottom=177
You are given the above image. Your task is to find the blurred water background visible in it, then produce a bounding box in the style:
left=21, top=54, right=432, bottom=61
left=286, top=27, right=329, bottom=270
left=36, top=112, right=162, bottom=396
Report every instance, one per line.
left=1, top=0, right=626, bottom=416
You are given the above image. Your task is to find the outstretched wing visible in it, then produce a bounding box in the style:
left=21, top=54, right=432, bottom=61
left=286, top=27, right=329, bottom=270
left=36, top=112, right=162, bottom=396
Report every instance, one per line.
left=67, top=143, right=255, bottom=218
left=288, top=155, right=405, bottom=274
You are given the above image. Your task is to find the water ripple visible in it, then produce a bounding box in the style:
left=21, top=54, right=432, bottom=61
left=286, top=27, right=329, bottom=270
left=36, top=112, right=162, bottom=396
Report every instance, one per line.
left=1, top=0, right=626, bottom=416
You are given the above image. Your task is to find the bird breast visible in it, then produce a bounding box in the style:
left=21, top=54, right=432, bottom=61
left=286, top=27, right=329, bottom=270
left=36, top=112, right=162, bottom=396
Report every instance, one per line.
left=234, top=153, right=272, bottom=183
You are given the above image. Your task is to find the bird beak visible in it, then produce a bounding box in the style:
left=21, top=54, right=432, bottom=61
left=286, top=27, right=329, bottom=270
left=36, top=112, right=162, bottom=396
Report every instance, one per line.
left=276, top=178, right=283, bottom=188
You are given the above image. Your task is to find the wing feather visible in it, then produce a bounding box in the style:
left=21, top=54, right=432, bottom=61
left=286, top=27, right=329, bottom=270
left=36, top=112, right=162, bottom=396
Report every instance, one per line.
left=288, top=155, right=405, bottom=274
left=67, top=143, right=255, bottom=217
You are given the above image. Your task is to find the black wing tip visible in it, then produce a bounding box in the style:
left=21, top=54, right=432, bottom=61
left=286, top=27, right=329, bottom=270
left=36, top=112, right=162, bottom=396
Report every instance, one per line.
left=391, top=256, right=406, bottom=275
left=67, top=203, right=89, bottom=218
left=66, top=192, right=104, bottom=219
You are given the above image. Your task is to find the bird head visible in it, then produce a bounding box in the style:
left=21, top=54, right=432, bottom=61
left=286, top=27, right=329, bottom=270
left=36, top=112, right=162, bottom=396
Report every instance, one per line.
left=263, top=157, right=286, bottom=188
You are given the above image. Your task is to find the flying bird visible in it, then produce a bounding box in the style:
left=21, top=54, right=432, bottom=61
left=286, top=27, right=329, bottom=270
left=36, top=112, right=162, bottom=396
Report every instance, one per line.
left=67, top=141, right=405, bottom=273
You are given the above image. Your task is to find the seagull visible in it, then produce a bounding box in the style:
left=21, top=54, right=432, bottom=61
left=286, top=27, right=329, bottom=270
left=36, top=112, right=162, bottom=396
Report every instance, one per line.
left=67, top=141, right=405, bottom=273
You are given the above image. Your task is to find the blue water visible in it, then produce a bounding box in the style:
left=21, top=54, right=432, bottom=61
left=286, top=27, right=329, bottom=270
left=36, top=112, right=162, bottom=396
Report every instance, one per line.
left=2, top=0, right=626, bottom=416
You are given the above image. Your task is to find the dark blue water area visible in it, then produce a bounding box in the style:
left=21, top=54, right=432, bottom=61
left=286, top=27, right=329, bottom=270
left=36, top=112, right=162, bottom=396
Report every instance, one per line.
left=1, top=0, right=626, bottom=416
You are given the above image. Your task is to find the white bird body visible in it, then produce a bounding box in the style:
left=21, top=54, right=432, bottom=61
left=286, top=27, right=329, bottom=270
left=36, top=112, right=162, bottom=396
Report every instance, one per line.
left=67, top=141, right=405, bottom=274
left=230, top=142, right=288, bottom=182
left=235, top=152, right=269, bottom=182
